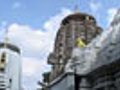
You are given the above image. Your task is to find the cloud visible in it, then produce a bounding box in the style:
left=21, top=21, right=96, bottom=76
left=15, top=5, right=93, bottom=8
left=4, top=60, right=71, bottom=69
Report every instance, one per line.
left=12, top=2, right=21, bottom=9
left=0, top=21, right=8, bottom=30
left=0, top=21, right=8, bottom=41
left=1, top=21, right=8, bottom=27
left=8, top=23, right=54, bottom=59
left=44, top=8, right=72, bottom=31
left=107, top=8, right=117, bottom=25
left=22, top=57, right=48, bottom=77
left=0, top=8, right=72, bottom=90
left=89, top=2, right=101, bottom=26
left=89, top=2, right=101, bottom=13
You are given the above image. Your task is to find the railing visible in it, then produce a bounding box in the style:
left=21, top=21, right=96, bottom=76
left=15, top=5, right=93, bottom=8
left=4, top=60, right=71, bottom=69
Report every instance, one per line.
left=0, top=72, right=10, bottom=89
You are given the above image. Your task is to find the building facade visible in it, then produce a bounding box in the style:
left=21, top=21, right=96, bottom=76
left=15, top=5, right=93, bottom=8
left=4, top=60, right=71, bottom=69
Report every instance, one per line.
left=0, top=43, right=21, bottom=90
left=48, top=12, right=103, bottom=81
left=47, top=8, right=120, bottom=90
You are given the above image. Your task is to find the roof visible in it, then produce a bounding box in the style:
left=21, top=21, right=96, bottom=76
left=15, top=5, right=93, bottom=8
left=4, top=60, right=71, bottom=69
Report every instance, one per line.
left=0, top=43, right=20, bottom=54
left=61, top=13, right=96, bottom=25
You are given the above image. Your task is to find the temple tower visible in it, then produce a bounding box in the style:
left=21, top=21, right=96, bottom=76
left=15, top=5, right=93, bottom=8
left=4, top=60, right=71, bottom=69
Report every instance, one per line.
left=48, top=12, right=103, bottom=81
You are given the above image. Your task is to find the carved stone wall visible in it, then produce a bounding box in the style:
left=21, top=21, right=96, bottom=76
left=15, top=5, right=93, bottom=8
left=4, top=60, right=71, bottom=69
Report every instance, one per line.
left=48, top=13, right=103, bottom=81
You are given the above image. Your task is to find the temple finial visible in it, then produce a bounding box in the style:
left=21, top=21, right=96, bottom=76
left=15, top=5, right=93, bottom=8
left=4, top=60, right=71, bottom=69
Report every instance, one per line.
left=74, top=0, right=80, bottom=13
left=74, top=4, right=79, bottom=13
left=4, top=28, right=9, bottom=47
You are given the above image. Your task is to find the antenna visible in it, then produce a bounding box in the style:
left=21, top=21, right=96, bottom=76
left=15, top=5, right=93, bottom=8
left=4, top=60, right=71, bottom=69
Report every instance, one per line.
left=4, top=28, right=9, bottom=48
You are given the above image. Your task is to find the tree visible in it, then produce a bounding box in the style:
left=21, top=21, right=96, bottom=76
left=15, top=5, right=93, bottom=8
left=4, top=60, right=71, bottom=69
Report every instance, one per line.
left=42, top=72, right=51, bottom=84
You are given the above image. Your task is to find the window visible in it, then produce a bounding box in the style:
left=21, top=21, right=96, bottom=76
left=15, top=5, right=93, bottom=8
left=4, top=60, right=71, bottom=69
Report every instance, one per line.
left=0, top=52, right=6, bottom=72
left=59, top=43, right=63, bottom=47
left=0, top=89, right=6, bottom=90
left=58, top=55, right=62, bottom=59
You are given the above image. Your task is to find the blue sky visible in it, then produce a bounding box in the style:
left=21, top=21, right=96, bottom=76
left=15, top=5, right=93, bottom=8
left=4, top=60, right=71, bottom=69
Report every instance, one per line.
left=0, top=0, right=120, bottom=90
left=0, top=0, right=120, bottom=29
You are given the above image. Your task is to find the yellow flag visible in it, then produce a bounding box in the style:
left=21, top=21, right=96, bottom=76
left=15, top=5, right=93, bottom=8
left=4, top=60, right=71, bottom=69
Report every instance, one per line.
left=76, top=38, right=86, bottom=47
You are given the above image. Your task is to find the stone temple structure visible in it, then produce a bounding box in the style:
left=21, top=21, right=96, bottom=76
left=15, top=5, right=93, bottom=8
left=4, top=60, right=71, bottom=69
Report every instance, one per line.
left=46, top=8, right=120, bottom=90
left=0, top=43, right=21, bottom=90
left=48, top=12, right=103, bottom=81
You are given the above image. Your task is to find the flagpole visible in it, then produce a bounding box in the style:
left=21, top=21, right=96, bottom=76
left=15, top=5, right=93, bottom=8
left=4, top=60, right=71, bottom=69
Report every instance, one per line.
left=4, top=28, right=9, bottom=48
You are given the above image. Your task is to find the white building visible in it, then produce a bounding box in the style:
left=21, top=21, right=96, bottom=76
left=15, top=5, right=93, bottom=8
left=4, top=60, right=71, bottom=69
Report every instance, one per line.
left=0, top=43, right=21, bottom=90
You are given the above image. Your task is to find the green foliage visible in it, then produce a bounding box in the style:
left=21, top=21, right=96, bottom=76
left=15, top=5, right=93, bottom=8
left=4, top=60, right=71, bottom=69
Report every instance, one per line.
left=42, top=72, right=51, bottom=84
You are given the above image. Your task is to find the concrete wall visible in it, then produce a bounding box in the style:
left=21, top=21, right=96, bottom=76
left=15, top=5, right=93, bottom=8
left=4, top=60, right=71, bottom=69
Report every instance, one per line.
left=0, top=47, right=21, bottom=90
left=49, top=73, right=75, bottom=90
